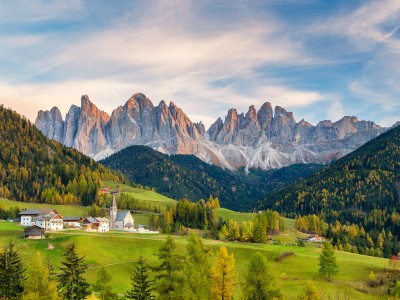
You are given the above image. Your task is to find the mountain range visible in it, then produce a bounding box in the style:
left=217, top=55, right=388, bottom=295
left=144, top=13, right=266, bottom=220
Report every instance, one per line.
left=35, top=93, right=387, bottom=170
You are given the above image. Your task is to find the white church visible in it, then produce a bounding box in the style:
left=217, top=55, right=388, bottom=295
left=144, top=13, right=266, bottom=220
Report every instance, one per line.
left=110, top=193, right=134, bottom=230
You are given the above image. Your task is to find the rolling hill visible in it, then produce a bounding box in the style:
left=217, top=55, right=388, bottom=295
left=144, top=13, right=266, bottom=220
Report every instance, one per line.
left=257, top=124, right=400, bottom=257
left=0, top=105, right=126, bottom=206
left=100, top=145, right=322, bottom=211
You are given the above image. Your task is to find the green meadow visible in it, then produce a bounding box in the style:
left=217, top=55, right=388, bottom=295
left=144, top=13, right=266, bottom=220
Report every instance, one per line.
left=0, top=197, right=86, bottom=216
left=0, top=221, right=392, bottom=299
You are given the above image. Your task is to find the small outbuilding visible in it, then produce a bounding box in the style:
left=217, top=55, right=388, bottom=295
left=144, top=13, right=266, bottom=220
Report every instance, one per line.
left=24, top=225, right=45, bottom=239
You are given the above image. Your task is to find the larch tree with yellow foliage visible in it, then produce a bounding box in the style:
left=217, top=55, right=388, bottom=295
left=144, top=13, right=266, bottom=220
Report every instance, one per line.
left=211, top=246, right=236, bottom=300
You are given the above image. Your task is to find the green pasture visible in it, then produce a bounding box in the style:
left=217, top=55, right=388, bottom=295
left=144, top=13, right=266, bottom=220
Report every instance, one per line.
left=0, top=198, right=86, bottom=217
left=0, top=221, right=391, bottom=299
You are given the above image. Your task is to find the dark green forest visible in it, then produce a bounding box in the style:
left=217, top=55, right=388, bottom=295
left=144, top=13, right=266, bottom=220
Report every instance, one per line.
left=0, top=105, right=125, bottom=206
left=100, top=145, right=321, bottom=211
left=258, top=125, right=400, bottom=257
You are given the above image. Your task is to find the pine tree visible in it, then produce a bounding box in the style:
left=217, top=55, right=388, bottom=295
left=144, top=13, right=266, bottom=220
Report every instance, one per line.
left=22, top=251, right=59, bottom=300
left=211, top=246, right=236, bottom=300
left=126, top=254, right=155, bottom=300
left=181, top=234, right=212, bottom=300
left=318, top=242, right=339, bottom=279
left=244, top=252, right=282, bottom=300
left=154, top=236, right=183, bottom=300
left=93, top=267, right=118, bottom=300
left=0, top=241, right=25, bottom=300
left=58, top=243, right=90, bottom=300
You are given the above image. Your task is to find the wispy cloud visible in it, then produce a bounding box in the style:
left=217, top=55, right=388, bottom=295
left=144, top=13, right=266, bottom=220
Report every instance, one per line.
left=0, top=0, right=398, bottom=128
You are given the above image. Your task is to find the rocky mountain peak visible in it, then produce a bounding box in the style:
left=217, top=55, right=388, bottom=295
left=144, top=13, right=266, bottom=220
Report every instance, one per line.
left=245, top=105, right=257, bottom=120
left=36, top=93, right=389, bottom=171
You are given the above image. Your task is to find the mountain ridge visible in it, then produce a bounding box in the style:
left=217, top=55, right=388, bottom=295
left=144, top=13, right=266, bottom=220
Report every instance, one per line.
left=35, top=93, right=388, bottom=170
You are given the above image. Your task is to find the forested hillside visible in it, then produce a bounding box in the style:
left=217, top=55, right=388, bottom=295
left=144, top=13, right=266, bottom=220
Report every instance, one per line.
left=0, top=105, right=125, bottom=205
left=100, top=145, right=321, bottom=210
left=258, top=124, right=400, bottom=257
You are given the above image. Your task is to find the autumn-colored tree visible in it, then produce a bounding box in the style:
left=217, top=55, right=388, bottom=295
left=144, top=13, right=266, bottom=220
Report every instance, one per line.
left=22, top=252, right=59, bottom=300
left=389, top=255, right=400, bottom=270
left=299, top=281, right=321, bottom=300
left=211, top=246, right=236, bottom=300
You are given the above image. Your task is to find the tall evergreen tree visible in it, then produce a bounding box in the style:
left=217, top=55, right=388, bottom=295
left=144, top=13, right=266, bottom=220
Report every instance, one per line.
left=244, top=252, right=282, bottom=300
left=0, top=242, right=25, bottom=300
left=58, top=243, right=90, bottom=300
left=211, top=246, right=236, bottom=300
left=22, top=252, right=59, bottom=300
left=126, top=254, right=155, bottom=300
left=181, top=234, right=212, bottom=300
left=318, top=242, right=339, bottom=280
left=154, top=236, right=183, bottom=300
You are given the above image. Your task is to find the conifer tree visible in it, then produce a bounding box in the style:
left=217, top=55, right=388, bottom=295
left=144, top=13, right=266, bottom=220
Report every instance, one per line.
left=244, top=252, right=282, bottom=300
left=318, top=242, right=339, bottom=280
left=22, top=252, right=59, bottom=300
left=211, top=246, right=236, bottom=300
left=126, top=254, right=155, bottom=300
left=154, top=236, right=182, bottom=300
left=0, top=242, right=25, bottom=300
left=182, top=234, right=212, bottom=300
left=58, top=243, right=90, bottom=300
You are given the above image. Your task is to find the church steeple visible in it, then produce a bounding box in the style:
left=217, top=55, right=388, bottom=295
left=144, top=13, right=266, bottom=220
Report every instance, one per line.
left=110, top=193, right=118, bottom=230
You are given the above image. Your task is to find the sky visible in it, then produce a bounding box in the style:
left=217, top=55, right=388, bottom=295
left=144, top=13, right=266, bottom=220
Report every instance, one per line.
left=0, top=0, right=399, bottom=128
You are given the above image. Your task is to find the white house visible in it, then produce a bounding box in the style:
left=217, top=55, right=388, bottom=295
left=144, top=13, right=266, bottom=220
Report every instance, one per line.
left=63, top=216, right=82, bottom=228
left=82, top=217, right=110, bottom=232
left=35, top=213, right=64, bottom=231
left=18, top=209, right=58, bottom=227
left=110, top=194, right=134, bottom=230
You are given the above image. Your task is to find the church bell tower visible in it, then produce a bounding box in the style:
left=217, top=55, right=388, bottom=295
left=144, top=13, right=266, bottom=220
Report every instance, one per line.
left=110, top=193, right=117, bottom=229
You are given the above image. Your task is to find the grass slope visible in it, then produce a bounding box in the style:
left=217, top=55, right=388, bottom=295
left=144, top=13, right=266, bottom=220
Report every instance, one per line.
left=0, top=221, right=390, bottom=299
left=0, top=198, right=86, bottom=216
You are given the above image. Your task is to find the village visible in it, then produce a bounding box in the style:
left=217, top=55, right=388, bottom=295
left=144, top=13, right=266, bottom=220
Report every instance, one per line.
left=19, top=193, right=158, bottom=239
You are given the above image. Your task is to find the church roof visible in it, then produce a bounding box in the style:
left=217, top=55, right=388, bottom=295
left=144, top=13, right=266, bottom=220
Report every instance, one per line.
left=115, top=211, right=131, bottom=221
left=125, top=222, right=134, bottom=227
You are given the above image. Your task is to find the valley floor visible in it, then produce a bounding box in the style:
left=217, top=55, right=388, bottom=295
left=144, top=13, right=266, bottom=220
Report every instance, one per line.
left=0, top=220, right=393, bottom=299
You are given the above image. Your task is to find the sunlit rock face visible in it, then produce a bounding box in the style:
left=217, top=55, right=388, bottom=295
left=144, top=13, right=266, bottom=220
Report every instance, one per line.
left=36, top=93, right=386, bottom=170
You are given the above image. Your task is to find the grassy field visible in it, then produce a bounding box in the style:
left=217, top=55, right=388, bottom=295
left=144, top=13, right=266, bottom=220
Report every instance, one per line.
left=0, top=221, right=392, bottom=299
left=102, top=181, right=177, bottom=212
left=0, top=198, right=87, bottom=216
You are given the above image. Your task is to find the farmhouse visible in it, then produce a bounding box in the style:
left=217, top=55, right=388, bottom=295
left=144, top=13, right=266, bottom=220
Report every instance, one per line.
left=63, top=216, right=82, bottom=228
left=24, top=225, right=45, bottom=239
left=35, top=213, right=64, bottom=231
left=83, top=217, right=110, bottom=232
left=110, top=194, right=134, bottom=230
left=18, top=209, right=59, bottom=227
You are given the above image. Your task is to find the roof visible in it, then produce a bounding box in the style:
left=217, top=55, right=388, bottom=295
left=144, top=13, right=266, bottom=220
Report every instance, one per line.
left=35, top=214, right=63, bottom=221
left=24, top=225, right=45, bottom=233
left=19, top=209, right=50, bottom=216
left=96, top=217, right=110, bottom=222
left=115, top=211, right=131, bottom=221
left=125, top=222, right=133, bottom=227
left=83, top=217, right=98, bottom=225
left=18, top=208, right=59, bottom=216
left=63, top=216, right=82, bottom=222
